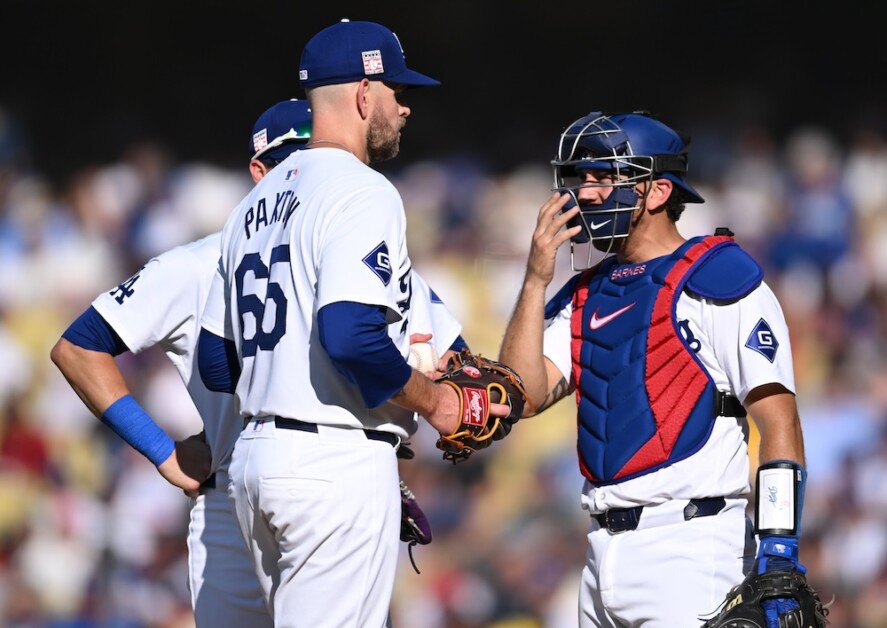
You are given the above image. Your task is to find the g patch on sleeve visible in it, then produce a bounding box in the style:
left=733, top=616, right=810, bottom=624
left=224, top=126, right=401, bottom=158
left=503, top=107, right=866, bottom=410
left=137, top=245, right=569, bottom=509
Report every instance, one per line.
left=745, top=318, right=779, bottom=362
left=362, top=241, right=392, bottom=286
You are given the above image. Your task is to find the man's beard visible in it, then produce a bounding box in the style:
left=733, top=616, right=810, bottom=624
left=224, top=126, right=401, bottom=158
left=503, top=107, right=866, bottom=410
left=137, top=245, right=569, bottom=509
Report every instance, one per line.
left=367, top=108, right=401, bottom=164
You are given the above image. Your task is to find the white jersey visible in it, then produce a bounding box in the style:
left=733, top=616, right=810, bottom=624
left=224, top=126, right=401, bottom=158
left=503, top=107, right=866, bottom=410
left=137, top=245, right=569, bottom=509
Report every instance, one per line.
left=354, top=269, right=461, bottom=435
left=202, top=147, right=439, bottom=438
left=543, top=279, right=796, bottom=511
left=405, top=270, right=461, bottom=358
left=93, top=233, right=239, bottom=475
left=92, top=215, right=457, bottom=628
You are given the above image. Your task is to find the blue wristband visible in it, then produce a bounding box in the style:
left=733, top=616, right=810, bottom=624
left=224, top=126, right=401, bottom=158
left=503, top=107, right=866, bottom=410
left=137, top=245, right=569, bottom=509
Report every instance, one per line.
left=756, top=536, right=807, bottom=574
left=100, top=395, right=176, bottom=466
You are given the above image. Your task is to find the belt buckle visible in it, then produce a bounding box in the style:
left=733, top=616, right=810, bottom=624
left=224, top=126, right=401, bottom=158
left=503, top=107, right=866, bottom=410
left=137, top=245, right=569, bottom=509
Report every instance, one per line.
left=603, top=509, right=623, bottom=533
left=601, top=506, right=641, bottom=533
left=602, top=509, right=629, bottom=534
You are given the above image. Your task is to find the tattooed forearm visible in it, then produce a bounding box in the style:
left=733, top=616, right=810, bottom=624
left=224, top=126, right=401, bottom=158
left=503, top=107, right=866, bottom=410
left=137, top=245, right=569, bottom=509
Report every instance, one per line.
left=535, top=376, right=569, bottom=413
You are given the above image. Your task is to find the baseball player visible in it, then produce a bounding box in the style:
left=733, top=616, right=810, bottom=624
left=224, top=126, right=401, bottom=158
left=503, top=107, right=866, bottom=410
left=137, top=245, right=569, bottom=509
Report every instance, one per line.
left=50, top=97, right=465, bottom=627
left=499, top=112, right=810, bottom=626
left=197, top=19, right=505, bottom=627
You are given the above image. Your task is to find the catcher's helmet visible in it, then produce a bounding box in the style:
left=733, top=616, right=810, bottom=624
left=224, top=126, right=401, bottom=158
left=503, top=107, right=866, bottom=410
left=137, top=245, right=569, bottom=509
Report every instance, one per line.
left=552, top=111, right=704, bottom=265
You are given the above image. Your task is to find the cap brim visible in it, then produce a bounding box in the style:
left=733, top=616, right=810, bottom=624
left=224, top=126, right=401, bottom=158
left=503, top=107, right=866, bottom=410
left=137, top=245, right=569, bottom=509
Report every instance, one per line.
left=680, top=187, right=705, bottom=204
left=385, top=68, right=440, bottom=87
left=663, top=174, right=705, bottom=203
left=253, top=139, right=310, bottom=162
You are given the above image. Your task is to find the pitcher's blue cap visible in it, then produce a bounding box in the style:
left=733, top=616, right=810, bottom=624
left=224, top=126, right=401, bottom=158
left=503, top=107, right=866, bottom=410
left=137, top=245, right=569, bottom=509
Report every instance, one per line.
left=250, top=99, right=312, bottom=161
left=299, top=19, right=440, bottom=89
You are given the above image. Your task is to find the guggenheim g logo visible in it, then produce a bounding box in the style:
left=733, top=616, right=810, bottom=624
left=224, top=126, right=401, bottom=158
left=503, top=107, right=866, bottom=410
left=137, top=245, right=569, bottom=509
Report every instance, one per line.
left=362, top=241, right=392, bottom=286
left=745, top=318, right=779, bottom=362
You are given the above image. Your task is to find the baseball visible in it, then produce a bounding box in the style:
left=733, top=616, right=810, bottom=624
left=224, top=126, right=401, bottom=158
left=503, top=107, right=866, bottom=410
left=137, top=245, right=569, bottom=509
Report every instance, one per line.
left=407, top=342, right=440, bottom=373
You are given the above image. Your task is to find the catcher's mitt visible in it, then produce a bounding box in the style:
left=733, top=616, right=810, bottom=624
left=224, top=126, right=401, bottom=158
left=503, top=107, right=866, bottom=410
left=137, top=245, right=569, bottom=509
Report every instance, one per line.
left=434, top=350, right=531, bottom=463
left=701, top=570, right=829, bottom=628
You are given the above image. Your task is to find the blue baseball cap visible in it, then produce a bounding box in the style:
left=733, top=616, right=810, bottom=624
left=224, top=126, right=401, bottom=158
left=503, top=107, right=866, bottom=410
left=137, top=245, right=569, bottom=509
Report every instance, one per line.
left=299, top=19, right=440, bottom=89
left=250, top=99, right=313, bottom=161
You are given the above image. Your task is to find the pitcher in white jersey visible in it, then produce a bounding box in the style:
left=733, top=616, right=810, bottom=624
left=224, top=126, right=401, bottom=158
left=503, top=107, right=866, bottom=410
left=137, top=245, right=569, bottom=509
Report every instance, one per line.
left=51, top=97, right=468, bottom=627
left=197, top=19, right=507, bottom=628
left=499, top=111, right=813, bottom=626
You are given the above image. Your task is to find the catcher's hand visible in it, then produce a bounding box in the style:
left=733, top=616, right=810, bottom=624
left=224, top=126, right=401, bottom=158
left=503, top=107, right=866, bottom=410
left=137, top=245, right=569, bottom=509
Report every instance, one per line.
left=701, top=569, right=829, bottom=628
left=434, top=349, right=531, bottom=463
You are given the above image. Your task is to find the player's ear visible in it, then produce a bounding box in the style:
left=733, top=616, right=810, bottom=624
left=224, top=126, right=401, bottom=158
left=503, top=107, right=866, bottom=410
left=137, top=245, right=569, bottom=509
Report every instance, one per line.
left=249, top=159, right=269, bottom=183
left=645, top=178, right=673, bottom=212
left=356, top=79, right=371, bottom=120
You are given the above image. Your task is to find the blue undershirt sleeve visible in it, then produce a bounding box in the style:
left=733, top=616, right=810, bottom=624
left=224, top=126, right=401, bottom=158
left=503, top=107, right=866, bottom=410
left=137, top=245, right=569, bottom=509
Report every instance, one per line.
left=317, top=301, right=413, bottom=408
left=449, top=335, right=468, bottom=352
left=197, top=328, right=241, bottom=394
left=62, top=306, right=129, bottom=355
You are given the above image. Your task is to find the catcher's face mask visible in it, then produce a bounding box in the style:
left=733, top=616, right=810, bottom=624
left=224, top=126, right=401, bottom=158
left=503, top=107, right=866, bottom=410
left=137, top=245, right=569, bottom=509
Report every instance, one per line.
left=552, top=111, right=705, bottom=270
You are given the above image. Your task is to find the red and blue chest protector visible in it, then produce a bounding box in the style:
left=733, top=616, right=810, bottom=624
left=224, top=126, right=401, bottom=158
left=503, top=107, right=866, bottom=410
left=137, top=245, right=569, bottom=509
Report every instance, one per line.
left=562, top=235, right=763, bottom=484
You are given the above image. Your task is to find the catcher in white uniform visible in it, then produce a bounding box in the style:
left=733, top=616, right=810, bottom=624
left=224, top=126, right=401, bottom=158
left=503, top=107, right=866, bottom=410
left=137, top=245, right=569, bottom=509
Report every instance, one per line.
left=197, top=19, right=501, bottom=628
left=499, top=112, right=812, bottom=626
left=51, top=98, right=464, bottom=627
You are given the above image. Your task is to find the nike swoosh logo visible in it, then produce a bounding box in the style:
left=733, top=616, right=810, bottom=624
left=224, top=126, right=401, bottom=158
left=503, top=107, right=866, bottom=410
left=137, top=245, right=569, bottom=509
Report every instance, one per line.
left=589, top=302, right=636, bottom=330
left=590, top=220, right=611, bottom=230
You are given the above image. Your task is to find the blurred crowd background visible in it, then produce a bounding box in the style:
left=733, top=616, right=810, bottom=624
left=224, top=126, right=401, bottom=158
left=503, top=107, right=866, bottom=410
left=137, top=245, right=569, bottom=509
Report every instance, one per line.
left=3, top=98, right=887, bottom=626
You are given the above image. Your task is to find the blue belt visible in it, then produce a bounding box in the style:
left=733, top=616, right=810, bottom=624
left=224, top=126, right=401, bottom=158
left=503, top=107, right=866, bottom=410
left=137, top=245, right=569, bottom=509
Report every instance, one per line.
left=267, top=416, right=401, bottom=449
left=595, top=497, right=726, bottom=533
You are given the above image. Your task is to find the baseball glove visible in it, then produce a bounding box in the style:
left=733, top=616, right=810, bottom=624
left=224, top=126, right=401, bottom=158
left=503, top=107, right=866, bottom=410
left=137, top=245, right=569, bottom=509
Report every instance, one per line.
left=434, top=349, right=531, bottom=463
left=400, top=480, right=432, bottom=573
left=701, top=570, right=829, bottom=628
